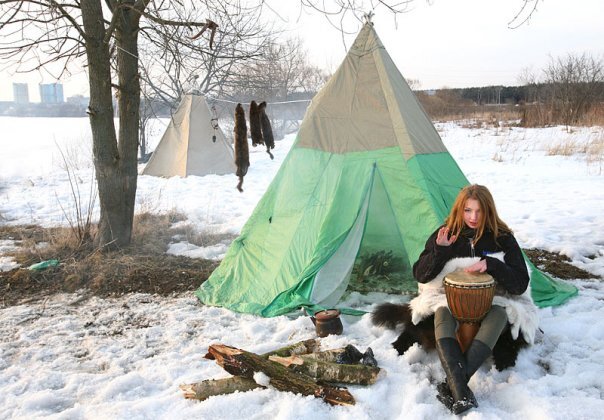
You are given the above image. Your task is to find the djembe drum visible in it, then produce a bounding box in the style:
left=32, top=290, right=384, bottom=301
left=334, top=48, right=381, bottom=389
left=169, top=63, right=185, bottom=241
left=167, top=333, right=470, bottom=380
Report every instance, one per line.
left=443, top=270, right=496, bottom=352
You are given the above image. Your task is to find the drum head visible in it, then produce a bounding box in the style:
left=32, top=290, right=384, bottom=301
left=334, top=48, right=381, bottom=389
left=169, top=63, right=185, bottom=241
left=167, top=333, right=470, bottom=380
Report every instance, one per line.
left=444, top=270, right=494, bottom=287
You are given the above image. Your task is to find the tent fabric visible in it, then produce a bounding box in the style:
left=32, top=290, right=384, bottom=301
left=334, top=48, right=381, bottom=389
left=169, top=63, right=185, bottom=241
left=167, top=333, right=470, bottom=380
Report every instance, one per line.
left=196, top=22, right=577, bottom=317
left=142, top=94, right=235, bottom=177
left=296, top=22, right=447, bottom=157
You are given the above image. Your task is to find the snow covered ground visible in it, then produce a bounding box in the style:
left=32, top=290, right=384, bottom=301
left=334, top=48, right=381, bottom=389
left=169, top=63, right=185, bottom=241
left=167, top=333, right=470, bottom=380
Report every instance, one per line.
left=1, top=116, right=603, bottom=419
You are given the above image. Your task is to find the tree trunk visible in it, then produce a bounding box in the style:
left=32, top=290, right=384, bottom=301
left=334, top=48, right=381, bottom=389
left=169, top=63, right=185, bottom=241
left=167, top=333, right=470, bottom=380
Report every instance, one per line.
left=80, top=0, right=122, bottom=248
left=206, top=344, right=355, bottom=406
left=111, top=2, right=143, bottom=248
left=81, top=0, right=145, bottom=249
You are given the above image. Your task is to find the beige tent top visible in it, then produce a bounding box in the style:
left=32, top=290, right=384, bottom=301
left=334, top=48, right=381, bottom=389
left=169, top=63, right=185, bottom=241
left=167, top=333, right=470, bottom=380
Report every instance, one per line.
left=142, top=94, right=235, bottom=177
left=296, top=22, right=447, bottom=159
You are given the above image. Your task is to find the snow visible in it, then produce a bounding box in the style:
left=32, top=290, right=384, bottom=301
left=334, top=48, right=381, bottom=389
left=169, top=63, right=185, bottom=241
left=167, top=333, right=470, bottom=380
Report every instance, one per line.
left=1, top=116, right=604, bottom=419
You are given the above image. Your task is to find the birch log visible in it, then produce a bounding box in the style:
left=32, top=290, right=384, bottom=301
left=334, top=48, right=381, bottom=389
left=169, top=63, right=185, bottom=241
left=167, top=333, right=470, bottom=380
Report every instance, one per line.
left=269, top=355, right=382, bottom=385
left=180, top=376, right=262, bottom=401
left=206, top=343, right=355, bottom=406
left=182, top=339, right=321, bottom=401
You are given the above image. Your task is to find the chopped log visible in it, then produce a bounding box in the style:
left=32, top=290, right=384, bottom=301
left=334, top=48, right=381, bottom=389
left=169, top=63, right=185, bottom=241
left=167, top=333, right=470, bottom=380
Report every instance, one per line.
left=181, top=341, right=370, bottom=401
left=206, top=343, right=355, bottom=406
left=180, top=376, right=262, bottom=400
left=185, top=339, right=322, bottom=401
left=261, top=338, right=321, bottom=358
left=269, top=354, right=382, bottom=385
left=204, top=338, right=321, bottom=361
left=300, top=348, right=346, bottom=363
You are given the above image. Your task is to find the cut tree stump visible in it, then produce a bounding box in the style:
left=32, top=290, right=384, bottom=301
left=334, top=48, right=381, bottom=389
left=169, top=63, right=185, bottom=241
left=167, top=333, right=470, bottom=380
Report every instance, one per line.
left=268, top=354, right=382, bottom=385
left=205, top=343, right=355, bottom=406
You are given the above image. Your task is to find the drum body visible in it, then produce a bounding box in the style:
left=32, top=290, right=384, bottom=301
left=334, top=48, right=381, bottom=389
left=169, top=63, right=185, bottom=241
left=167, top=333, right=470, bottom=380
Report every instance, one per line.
left=443, top=270, right=495, bottom=352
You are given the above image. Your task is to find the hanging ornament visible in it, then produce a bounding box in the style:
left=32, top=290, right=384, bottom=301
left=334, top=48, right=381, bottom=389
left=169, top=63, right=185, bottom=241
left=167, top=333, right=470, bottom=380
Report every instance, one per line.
left=210, top=105, right=219, bottom=143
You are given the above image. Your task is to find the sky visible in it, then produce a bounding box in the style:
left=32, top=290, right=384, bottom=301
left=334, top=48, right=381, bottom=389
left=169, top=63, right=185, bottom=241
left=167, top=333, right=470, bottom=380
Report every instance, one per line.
left=1, top=116, right=604, bottom=418
left=275, top=0, right=604, bottom=90
left=1, top=0, right=603, bottom=99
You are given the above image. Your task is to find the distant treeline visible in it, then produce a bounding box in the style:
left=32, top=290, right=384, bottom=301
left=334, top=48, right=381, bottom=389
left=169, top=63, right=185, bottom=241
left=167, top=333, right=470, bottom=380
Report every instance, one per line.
left=423, top=82, right=604, bottom=106
left=416, top=81, right=604, bottom=126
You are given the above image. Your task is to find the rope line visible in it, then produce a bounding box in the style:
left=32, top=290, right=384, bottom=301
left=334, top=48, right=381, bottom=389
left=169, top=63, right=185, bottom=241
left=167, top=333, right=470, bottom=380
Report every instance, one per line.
left=207, top=97, right=312, bottom=105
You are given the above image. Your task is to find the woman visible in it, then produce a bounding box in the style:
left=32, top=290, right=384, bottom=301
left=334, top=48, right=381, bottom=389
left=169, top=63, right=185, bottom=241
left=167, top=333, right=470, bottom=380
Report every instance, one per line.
left=410, top=184, right=538, bottom=414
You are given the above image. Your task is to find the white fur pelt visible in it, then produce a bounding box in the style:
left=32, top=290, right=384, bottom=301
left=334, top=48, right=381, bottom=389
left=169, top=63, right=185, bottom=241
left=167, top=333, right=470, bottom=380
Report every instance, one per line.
left=409, top=253, right=539, bottom=344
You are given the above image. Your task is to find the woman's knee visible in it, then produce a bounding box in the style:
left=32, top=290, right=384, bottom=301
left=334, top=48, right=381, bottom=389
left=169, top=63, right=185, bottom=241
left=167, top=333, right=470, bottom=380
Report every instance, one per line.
left=475, top=305, right=508, bottom=348
left=485, top=305, right=508, bottom=327
left=434, top=306, right=456, bottom=339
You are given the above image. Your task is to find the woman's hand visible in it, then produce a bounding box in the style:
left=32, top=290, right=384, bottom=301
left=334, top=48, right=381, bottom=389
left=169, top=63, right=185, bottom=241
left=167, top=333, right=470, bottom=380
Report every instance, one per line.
left=435, top=227, right=457, bottom=246
left=464, top=259, right=487, bottom=273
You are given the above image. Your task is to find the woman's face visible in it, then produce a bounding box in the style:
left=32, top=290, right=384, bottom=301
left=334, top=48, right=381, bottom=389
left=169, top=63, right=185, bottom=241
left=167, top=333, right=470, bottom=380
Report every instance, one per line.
left=463, top=198, right=482, bottom=229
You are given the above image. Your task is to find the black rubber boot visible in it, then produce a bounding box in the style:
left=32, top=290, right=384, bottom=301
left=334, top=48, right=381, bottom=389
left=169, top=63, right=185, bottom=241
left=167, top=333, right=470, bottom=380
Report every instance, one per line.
left=435, top=338, right=478, bottom=414
left=436, top=381, right=454, bottom=411
left=465, top=339, right=492, bottom=380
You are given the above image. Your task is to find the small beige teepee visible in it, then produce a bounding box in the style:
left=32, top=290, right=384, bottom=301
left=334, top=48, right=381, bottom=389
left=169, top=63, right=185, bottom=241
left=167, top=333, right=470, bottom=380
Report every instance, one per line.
left=143, top=94, right=235, bottom=177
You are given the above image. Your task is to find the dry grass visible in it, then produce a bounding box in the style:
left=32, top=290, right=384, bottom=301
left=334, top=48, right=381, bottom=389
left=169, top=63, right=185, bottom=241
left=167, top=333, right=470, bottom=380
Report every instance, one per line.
left=546, top=139, right=585, bottom=156
left=520, top=103, right=604, bottom=128
left=545, top=128, right=604, bottom=173
left=0, top=213, right=232, bottom=306
left=586, top=130, right=604, bottom=173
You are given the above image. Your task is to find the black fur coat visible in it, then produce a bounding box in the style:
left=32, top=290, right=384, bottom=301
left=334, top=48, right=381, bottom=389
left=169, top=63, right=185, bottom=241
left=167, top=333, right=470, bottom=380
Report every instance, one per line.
left=372, top=302, right=529, bottom=371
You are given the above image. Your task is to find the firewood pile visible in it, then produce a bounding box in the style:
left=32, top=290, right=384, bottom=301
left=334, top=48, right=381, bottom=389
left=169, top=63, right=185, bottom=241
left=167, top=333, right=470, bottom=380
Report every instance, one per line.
left=179, top=339, right=383, bottom=406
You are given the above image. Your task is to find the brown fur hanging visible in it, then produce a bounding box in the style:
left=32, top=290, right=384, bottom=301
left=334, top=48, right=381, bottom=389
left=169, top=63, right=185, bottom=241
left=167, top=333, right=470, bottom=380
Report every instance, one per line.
left=249, top=100, right=264, bottom=147
left=259, top=101, right=275, bottom=160
left=234, top=103, right=249, bottom=193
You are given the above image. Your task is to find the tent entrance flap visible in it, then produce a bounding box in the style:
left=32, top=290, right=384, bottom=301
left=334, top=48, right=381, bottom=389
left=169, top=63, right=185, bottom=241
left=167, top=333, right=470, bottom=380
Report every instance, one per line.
left=349, top=170, right=414, bottom=294
left=310, top=176, right=373, bottom=308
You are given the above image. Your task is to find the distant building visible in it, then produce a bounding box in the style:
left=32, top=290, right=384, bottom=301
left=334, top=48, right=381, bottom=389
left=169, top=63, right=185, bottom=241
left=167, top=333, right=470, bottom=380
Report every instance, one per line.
left=13, top=83, right=29, bottom=103
left=39, top=83, right=64, bottom=103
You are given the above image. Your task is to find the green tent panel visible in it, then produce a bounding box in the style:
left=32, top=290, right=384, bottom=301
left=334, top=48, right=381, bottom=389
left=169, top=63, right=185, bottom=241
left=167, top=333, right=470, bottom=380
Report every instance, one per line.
left=196, top=22, right=577, bottom=316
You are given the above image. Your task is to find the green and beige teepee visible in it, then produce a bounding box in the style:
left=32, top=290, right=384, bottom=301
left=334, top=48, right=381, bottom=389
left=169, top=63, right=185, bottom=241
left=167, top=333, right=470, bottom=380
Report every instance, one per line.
left=196, top=22, right=577, bottom=317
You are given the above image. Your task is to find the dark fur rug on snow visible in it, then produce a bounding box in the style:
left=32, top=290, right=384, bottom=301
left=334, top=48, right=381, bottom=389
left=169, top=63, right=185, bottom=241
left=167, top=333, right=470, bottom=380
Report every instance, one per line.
left=372, top=302, right=528, bottom=371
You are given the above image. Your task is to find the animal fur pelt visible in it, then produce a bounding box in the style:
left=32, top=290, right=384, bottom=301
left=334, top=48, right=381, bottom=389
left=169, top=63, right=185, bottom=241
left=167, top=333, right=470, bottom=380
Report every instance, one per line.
left=234, top=103, right=249, bottom=193
left=258, top=101, right=275, bottom=160
left=249, top=100, right=264, bottom=147
left=371, top=302, right=529, bottom=371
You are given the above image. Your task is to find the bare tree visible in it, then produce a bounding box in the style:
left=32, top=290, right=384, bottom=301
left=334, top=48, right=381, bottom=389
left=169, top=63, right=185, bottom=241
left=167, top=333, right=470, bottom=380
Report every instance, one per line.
left=406, top=78, right=421, bottom=91
left=0, top=0, right=273, bottom=249
left=507, top=0, right=542, bottom=28
left=543, top=53, right=604, bottom=126
left=294, top=1, right=541, bottom=33
left=227, top=36, right=329, bottom=137
left=136, top=1, right=274, bottom=158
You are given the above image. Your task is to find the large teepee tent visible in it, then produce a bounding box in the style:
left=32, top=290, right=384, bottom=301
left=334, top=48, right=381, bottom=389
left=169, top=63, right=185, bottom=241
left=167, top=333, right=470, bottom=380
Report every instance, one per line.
left=142, top=94, right=235, bottom=177
left=196, top=22, right=577, bottom=317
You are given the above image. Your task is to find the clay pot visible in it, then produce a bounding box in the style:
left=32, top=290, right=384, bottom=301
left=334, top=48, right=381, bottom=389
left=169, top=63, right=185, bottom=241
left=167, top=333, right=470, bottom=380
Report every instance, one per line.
left=310, top=309, right=343, bottom=337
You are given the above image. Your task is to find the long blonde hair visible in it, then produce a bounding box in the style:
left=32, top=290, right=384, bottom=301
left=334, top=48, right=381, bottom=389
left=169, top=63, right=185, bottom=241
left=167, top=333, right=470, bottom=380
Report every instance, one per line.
left=445, top=184, right=511, bottom=243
